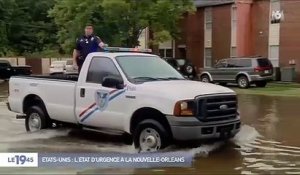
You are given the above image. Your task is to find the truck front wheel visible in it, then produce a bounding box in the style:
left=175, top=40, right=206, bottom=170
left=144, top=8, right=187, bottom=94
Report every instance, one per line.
left=133, top=119, right=170, bottom=152
left=25, top=106, right=48, bottom=132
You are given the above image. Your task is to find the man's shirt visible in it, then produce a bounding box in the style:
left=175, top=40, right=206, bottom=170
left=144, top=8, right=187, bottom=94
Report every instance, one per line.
left=75, top=35, right=102, bottom=60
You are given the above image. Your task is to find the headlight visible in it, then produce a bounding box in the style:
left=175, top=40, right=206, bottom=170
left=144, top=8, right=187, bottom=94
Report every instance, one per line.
left=186, top=66, right=193, bottom=74
left=173, top=100, right=195, bottom=116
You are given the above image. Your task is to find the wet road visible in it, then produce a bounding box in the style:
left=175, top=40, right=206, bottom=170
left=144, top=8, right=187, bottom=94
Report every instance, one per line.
left=0, top=82, right=299, bottom=174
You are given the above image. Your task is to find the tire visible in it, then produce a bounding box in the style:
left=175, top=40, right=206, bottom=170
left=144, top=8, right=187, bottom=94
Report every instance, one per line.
left=255, top=81, right=267, bottom=87
left=201, top=74, right=211, bottom=83
left=25, top=106, right=49, bottom=132
left=237, top=75, right=250, bottom=89
left=133, top=119, right=170, bottom=152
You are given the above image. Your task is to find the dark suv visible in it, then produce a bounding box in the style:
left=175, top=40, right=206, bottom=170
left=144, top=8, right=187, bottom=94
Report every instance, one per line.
left=0, top=60, right=32, bottom=80
left=200, top=57, right=273, bottom=88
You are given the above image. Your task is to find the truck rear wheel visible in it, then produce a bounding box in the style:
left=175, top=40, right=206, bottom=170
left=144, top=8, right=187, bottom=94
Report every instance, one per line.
left=133, top=119, right=170, bottom=152
left=25, top=106, right=48, bottom=132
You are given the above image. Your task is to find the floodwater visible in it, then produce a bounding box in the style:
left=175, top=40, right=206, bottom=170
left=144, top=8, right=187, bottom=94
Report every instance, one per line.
left=0, top=81, right=299, bottom=174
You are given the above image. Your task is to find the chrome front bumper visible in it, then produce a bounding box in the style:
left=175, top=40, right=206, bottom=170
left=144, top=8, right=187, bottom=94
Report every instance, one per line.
left=166, top=116, right=241, bottom=141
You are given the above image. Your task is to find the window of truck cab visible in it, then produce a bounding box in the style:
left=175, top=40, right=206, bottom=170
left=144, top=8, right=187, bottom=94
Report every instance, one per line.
left=115, top=55, right=184, bottom=83
left=86, top=57, right=122, bottom=84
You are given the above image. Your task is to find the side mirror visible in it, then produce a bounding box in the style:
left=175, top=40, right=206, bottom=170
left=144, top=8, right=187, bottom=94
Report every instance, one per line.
left=102, top=75, right=124, bottom=89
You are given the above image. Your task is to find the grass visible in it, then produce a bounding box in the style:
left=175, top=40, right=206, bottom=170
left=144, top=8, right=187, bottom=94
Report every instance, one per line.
left=232, top=82, right=300, bottom=97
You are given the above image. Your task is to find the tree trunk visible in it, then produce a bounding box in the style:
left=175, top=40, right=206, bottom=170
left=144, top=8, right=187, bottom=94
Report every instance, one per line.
left=148, top=27, right=159, bottom=55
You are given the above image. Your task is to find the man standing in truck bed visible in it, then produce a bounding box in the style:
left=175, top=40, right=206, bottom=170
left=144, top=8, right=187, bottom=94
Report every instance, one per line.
left=73, top=24, right=105, bottom=72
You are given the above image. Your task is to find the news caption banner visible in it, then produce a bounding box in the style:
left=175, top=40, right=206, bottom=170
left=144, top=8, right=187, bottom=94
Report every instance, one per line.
left=0, top=152, right=193, bottom=168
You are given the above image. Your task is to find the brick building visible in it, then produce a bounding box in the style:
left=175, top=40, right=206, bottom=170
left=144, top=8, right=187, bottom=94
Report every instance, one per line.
left=168, top=0, right=300, bottom=82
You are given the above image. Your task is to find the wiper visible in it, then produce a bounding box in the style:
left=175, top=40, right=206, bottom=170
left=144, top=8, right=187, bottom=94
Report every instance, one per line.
left=157, top=77, right=185, bottom=80
left=132, top=77, right=160, bottom=82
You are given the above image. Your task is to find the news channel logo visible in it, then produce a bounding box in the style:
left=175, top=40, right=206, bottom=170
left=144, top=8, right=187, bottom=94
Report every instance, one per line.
left=0, top=152, right=193, bottom=168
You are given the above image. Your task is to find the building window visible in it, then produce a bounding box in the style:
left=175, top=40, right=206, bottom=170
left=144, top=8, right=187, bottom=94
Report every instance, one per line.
left=166, top=49, right=172, bottom=57
left=269, top=45, right=279, bottom=67
left=206, top=23, right=212, bottom=30
left=159, top=49, right=165, bottom=57
left=270, top=46, right=279, bottom=58
left=271, top=0, right=280, bottom=11
left=159, top=49, right=173, bottom=58
left=205, top=7, right=212, bottom=23
left=231, top=47, right=237, bottom=57
left=231, top=5, right=237, bottom=48
left=205, top=7, right=212, bottom=48
left=204, top=7, right=212, bottom=67
left=205, top=48, right=212, bottom=67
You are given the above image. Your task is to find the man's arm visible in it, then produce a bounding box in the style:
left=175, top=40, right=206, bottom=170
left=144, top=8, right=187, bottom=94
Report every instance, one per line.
left=96, top=36, right=105, bottom=48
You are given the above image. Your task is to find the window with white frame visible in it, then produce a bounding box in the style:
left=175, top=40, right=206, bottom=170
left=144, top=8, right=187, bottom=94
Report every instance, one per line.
left=159, top=49, right=172, bottom=58
left=268, top=0, right=280, bottom=67
left=269, top=45, right=279, bottom=67
left=204, top=7, right=212, bottom=48
left=205, top=48, right=212, bottom=67
left=204, top=7, right=212, bottom=67
left=231, top=5, right=237, bottom=57
left=231, top=47, right=237, bottom=57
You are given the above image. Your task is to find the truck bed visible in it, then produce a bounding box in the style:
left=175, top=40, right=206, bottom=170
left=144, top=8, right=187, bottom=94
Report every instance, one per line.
left=8, top=74, right=78, bottom=124
left=19, top=72, right=79, bottom=81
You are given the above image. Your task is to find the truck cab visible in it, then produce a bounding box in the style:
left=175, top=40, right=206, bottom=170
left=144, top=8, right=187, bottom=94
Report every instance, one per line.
left=8, top=47, right=241, bottom=152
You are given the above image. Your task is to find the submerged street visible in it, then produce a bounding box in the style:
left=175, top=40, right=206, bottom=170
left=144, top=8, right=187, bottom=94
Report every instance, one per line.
left=0, top=82, right=299, bottom=174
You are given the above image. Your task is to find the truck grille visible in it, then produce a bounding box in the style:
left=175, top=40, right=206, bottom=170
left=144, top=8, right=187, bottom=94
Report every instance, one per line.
left=196, top=94, right=238, bottom=122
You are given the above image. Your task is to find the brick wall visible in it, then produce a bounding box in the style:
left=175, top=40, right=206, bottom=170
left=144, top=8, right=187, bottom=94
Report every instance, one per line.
left=251, top=0, right=270, bottom=58
left=280, top=0, right=300, bottom=82
left=212, top=4, right=232, bottom=61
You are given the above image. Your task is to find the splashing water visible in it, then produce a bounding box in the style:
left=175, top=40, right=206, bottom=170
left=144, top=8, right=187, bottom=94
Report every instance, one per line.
left=0, top=129, right=70, bottom=143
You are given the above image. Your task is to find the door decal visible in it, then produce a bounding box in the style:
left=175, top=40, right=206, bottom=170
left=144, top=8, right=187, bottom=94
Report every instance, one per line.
left=95, top=90, right=110, bottom=111
left=79, top=86, right=127, bottom=123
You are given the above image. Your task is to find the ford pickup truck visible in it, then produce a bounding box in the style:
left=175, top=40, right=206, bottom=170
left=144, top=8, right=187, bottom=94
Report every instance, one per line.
left=7, top=47, right=241, bottom=152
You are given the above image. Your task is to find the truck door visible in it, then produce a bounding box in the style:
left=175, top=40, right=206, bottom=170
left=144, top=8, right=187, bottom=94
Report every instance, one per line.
left=75, top=56, right=127, bottom=130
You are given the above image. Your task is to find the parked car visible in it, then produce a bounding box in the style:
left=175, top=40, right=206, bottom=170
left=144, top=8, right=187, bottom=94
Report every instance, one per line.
left=200, top=57, right=273, bottom=88
left=7, top=47, right=240, bottom=152
left=164, top=58, right=198, bottom=80
left=0, top=60, right=32, bottom=80
left=50, top=59, right=77, bottom=74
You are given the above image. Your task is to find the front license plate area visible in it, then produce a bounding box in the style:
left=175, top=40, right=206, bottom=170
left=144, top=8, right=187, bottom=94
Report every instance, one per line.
left=217, top=124, right=234, bottom=138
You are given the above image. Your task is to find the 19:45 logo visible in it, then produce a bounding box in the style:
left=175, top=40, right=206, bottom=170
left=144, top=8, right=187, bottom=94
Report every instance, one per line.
left=8, top=155, right=34, bottom=165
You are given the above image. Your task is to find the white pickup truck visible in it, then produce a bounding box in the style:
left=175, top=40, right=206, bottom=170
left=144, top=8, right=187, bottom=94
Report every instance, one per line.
left=7, top=47, right=241, bottom=152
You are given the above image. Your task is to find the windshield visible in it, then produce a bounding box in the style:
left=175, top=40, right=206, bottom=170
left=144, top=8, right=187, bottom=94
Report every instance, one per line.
left=116, top=55, right=185, bottom=83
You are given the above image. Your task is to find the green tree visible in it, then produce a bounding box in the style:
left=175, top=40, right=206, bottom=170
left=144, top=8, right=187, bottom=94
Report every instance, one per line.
left=50, top=0, right=195, bottom=52
left=0, top=0, right=15, bottom=56
left=102, top=0, right=194, bottom=46
left=49, top=0, right=119, bottom=53
left=5, top=0, right=57, bottom=55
